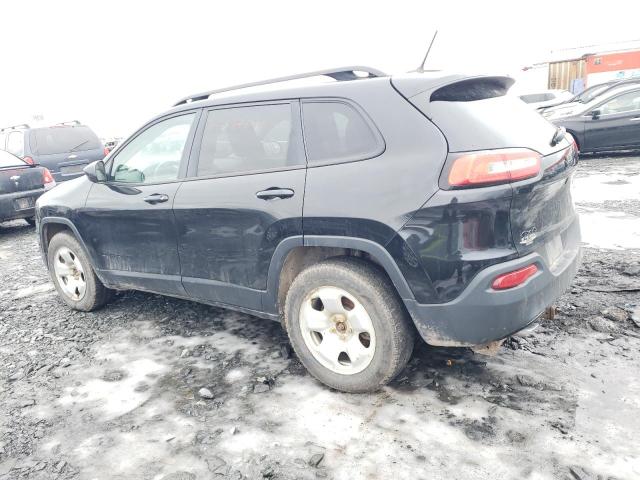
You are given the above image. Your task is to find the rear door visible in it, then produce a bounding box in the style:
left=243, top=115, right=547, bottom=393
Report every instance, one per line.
left=78, top=111, right=199, bottom=295
left=173, top=101, right=306, bottom=311
left=583, top=89, right=640, bottom=150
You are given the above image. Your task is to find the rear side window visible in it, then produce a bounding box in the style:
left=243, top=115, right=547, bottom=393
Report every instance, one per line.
left=197, top=103, right=298, bottom=176
left=302, top=101, right=381, bottom=164
left=32, top=126, right=102, bottom=155
left=6, top=131, right=24, bottom=157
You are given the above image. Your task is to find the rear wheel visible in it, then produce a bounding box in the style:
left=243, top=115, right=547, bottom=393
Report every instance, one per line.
left=284, top=257, right=415, bottom=393
left=47, top=232, right=113, bottom=311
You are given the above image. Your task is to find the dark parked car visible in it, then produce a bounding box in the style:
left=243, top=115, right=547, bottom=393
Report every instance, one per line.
left=541, top=77, right=640, bottom=116
left=0, top=150, right=55, bottom=225
left=0, top=121, right=107, bottom=183
left=545, top=84, right=640, bottom=153
left=36, top=67, right=581, bottom=392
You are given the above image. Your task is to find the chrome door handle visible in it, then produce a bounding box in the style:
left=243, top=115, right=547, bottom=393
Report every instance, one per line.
left=256, top=188, right=294, bottom=200
left=143, top=193, right=169, bottom=204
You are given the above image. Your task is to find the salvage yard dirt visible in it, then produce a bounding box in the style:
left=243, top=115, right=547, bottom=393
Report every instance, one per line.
left=1, top=155, right=639, bottom=480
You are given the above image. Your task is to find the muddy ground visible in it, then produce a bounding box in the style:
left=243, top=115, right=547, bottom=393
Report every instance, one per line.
left=0, top=155, right=639, bottom=480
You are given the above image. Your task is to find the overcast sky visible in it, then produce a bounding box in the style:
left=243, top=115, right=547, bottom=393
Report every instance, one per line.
left=1, top=0, right=638, bottom=138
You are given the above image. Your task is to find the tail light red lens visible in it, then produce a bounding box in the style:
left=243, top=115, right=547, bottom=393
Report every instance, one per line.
left=23, top=156, right=34, bottom=165
left=492, top=264, right=538, bottom=290
left=104, top=147, right=110, bottom=156
left=43, top=168, right=54, bottom=184
left=447, top=148, right=541, bottom=187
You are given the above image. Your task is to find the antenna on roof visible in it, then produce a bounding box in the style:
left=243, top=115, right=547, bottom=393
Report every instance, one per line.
left=416, top=30, right=438, bottom=73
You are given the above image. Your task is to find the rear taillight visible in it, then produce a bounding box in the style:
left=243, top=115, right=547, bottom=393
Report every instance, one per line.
left=43, top=168, right=54, bottom=184
left=492, top=264, right=538, bottom=290
left=104, top=147, right=110, bottom=156
left=446, top=148, right=541, bottom=188
left=23, top=156, right=34, bottom=165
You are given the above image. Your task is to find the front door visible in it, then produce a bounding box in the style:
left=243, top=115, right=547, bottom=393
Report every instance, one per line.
left=78, top=111, right=199, bottom=295
left=584, top=89, right=640, bottom=151
left=173, top=101, right=306, bottom=311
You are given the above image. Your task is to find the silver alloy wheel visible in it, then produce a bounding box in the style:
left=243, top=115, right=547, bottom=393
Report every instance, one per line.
left=299, top=286, right=376, bottom=375
left=53, top=246, right=87, bottom=301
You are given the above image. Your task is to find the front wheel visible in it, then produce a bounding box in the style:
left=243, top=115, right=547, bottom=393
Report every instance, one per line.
left=47, top=231, right=113, bottom=311
left=284, top=257, right=415, bottom=393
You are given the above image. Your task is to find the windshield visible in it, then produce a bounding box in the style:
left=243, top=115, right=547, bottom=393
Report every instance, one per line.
left=33, top=126, right=102, bottom=155
left=0, top=150, right=27, bottom=168
left=575, top=84, right=612, bottom=103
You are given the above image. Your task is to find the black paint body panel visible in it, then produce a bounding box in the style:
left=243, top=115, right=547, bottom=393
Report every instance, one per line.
left=35, top=71, right=582, bottom=347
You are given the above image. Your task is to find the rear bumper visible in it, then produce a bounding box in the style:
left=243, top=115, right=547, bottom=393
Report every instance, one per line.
left=0, top=189, right=45, bottom=222
left=405, top=242, right=582, bottom=346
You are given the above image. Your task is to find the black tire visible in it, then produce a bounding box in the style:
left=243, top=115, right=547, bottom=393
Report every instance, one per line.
left=47, top=231, right=113, bottom=311
left=284, top=257, right=415, bottom=393
left=24, top=217, right=36, bottom=226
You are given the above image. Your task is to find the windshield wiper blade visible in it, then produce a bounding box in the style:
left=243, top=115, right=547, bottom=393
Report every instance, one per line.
left=69, top=140, right=89, bottom=153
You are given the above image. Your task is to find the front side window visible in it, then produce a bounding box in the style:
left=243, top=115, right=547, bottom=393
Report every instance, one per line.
left=302, top=101, right=381, bottom=164
left=6, top=131, right=24, bottom=157
left=109, top=113, right=195, bottom=184
left=197, top=103, right=296, bottom=176
left=599, top=90, right=640, bottom=115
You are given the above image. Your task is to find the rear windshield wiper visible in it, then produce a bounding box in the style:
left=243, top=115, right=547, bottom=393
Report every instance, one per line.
left=69, top=140, right=89, bottom=153
left=550, top=127, right=566, bottom=147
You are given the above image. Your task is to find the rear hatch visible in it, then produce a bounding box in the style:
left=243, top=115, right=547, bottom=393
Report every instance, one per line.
left=393, top=75, right=580, bottom=266
left=30, top=126, right=105, bottom=179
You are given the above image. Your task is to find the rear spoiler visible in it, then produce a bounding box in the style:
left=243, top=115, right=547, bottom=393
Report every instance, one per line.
left=392, top=73, right=515, bottom=102
left=430, top=77, right=515, bottom=102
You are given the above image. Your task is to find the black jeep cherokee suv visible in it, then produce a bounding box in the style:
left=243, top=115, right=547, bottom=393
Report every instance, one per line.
left=36, top=67, right=581, bottom=392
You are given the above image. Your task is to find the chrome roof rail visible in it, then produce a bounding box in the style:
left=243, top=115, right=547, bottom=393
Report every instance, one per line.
left=0, top=123, right=30, bottom=132
left=173, top=66, right=386, bottom=106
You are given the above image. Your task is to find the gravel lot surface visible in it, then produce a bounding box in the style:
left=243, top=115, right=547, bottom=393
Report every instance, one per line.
left=0, top=155, right=639, bottom=480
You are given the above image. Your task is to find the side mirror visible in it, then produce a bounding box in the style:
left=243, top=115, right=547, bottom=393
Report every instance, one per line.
left=591, top=109, right=601, bottom=120
left=83, top=160, right=107, bottom=183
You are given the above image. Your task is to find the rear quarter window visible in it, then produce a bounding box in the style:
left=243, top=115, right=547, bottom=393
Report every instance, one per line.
left=302, top=101, right=383, bottom=165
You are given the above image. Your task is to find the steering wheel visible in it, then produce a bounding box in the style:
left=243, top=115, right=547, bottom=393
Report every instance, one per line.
left=147, top=160, right=179, bottom=180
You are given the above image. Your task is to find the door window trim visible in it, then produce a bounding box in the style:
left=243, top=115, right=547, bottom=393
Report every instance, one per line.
left=300, top=97, right=386, bottom=168
left=184, top=99, right=305, bottom=181
left=104, top=109, right=203, bottom=187
left=587, top=89, right=640, bottom=118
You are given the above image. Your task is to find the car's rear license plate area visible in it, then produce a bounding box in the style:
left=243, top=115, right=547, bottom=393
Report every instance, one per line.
left=14, top=196, right=35, bottom=210
left=60, top=163, right=87, bottom=175
left=544, top=235, right=564, bottom=268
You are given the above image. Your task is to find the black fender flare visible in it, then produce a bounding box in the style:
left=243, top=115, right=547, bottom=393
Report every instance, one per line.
left=39, top=217, right=101, bottom=274
left=262, top=235, right=416, bottom=314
